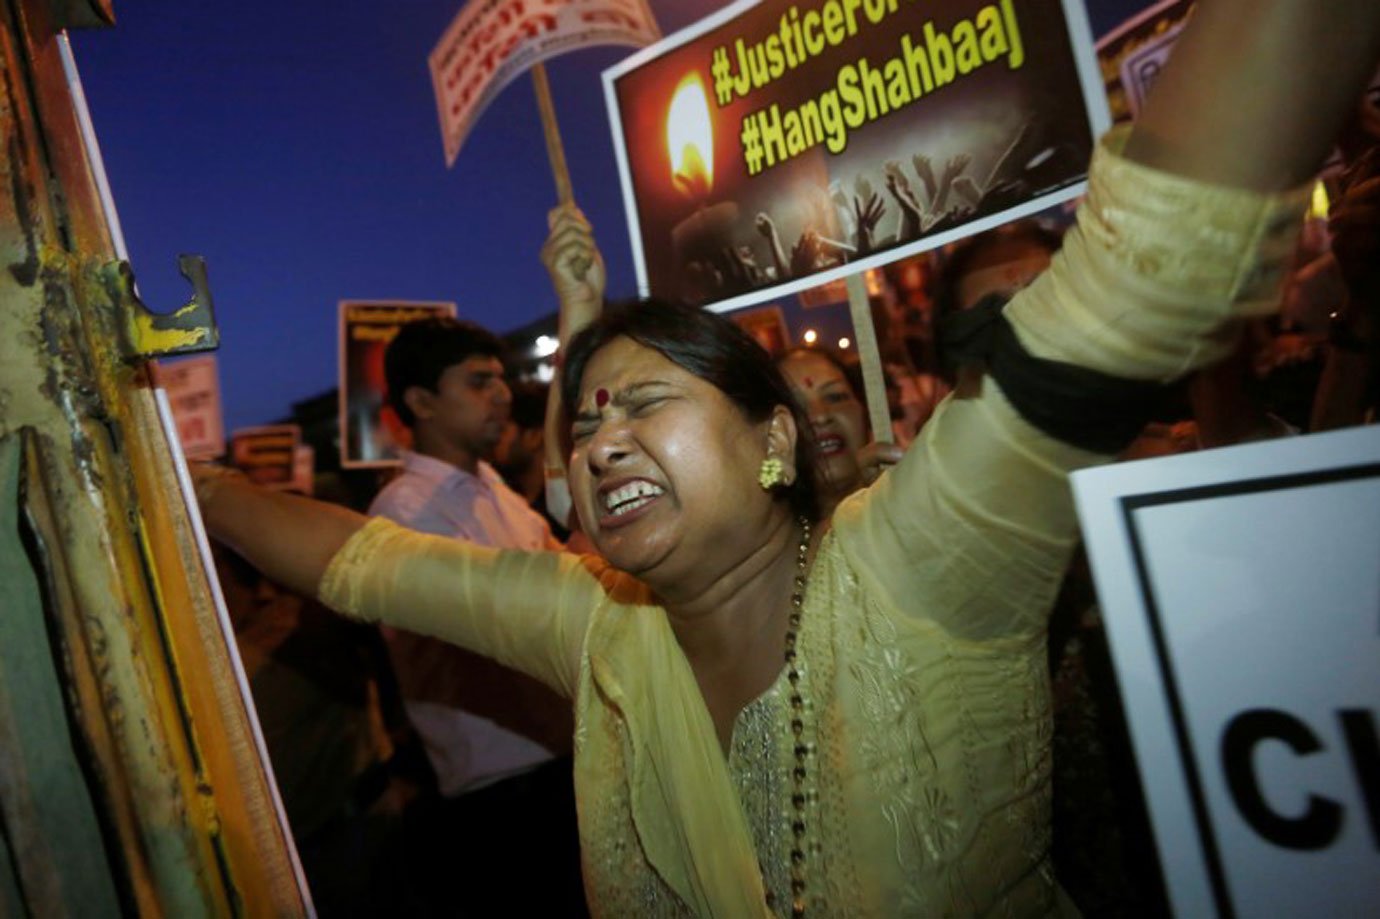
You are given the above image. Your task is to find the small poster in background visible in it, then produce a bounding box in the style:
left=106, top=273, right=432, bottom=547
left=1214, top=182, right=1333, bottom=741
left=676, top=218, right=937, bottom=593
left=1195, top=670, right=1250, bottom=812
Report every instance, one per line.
left=730, top=304, right=789, bottom=355
left=339, top=300, right=457, bottom=469
left=291, top=444, right=315, bottom=497
left=156, top=355, right=225, bottom=460
left=1095, top=0, right=1194, bottom=124
left=1071, top=426, right=1380, bottom=918
left=229, top=425, right=302, bottom=490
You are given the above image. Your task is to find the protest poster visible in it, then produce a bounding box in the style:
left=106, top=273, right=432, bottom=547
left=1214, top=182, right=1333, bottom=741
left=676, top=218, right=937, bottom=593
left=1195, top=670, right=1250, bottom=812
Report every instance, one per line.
left=291, top=444, right=315, bottom=497
left=1071, top=426, right=1380, bottom=918
left=339, top=300, right=457, bottom=469
left=155, top=354, right=225, bottom=460
left=731, top=303, right=790, bottom=354
left=430, top=0, right=661, bottom=166
left=1096, top=0, right=1194, bottom=125
left=229, top=425, right=302, bottom=490
left=603, top=0, right=1107, bottom=314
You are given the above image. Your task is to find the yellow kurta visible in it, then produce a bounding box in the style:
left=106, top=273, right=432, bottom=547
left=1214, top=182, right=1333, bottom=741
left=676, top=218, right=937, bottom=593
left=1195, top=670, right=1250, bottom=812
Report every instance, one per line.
left=319, top=129, right=1308, bottom=917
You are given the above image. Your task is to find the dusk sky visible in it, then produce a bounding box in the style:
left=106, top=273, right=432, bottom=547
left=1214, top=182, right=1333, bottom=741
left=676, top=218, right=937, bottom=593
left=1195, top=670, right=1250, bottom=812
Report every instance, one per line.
left=71, top=0, right=1146, bottom=434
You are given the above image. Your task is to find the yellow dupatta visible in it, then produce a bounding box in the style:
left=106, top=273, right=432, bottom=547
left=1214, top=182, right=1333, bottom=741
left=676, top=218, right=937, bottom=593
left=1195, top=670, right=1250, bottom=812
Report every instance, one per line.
left=584, top=602, right=776, bottom=918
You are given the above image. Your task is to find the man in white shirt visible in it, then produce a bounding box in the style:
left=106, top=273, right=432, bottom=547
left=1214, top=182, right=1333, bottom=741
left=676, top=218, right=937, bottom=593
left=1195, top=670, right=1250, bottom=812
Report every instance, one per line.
left=371, top=316, right=584, bottom=915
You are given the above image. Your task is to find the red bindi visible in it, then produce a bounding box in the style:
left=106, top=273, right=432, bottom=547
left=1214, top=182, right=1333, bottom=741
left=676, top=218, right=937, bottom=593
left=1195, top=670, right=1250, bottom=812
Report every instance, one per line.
left=595, top=388, right=610, bottom=407
left=803, top=376, right=814, bottom=388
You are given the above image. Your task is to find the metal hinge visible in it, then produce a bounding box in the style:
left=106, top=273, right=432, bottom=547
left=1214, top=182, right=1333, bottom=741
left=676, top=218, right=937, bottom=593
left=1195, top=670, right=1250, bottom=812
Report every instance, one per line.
left=101, top=254, right=219, bottom=361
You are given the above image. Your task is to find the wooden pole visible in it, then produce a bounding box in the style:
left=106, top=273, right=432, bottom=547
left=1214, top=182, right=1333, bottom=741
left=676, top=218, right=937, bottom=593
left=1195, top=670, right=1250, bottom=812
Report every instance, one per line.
left=845, top=272, right=894, bottom=444
left=531, top=62, right=573, bottom=205
left=531, top=61, right=594, bottom=280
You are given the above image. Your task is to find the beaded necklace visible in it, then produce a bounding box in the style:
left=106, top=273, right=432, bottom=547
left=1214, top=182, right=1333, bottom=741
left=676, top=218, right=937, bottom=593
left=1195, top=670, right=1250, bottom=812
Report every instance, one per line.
left=771, top=517, right=813, bottom=917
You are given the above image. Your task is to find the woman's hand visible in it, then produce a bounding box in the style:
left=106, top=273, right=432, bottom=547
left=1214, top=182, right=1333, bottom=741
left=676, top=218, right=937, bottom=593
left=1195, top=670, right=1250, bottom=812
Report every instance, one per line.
left=189, top=461, right=244, bottom=510
left=542, top=203, right=607, bottom=478
left=541, top=204, right=606, bottom=319
left=857, top=440, right=905, bottom=486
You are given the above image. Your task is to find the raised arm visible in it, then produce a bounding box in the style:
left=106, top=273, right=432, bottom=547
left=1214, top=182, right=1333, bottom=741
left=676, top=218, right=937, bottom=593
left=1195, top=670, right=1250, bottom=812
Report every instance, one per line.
left=1012, top=1, right=1380, bottom=381
left=1124, top=2, right=1380, bottom=191
left=540, top=205, right=606, bottom=532
left=836, top=1, right=1380, bottom=639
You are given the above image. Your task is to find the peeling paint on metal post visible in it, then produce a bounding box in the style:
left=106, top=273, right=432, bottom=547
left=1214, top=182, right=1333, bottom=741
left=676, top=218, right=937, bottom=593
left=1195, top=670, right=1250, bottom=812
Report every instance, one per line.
left=0, top=0, right=307, bottom=914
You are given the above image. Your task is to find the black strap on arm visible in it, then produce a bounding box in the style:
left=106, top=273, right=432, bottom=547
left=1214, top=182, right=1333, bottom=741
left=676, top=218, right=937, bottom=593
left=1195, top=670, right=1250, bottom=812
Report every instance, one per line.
left=939, top=294, right=1172, bottom=454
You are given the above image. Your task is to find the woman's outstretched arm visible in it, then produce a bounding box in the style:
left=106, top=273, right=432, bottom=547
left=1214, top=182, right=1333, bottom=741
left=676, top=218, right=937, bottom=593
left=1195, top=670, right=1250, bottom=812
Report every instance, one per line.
left=196, top=465, right=603, bottom=696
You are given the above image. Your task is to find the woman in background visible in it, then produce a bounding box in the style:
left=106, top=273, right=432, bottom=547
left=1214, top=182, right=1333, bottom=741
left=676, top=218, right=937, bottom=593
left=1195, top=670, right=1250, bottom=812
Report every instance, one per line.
left=776, top=347, right=904, bottom=518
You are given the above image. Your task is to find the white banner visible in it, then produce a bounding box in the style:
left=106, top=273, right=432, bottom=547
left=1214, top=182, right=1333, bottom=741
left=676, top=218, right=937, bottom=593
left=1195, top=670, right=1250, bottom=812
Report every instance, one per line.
left=430, top=0, right=661, bottom=166
left=1072, top=426, right=1380, bottom=918
left=156, top=354, right=225, bottom=460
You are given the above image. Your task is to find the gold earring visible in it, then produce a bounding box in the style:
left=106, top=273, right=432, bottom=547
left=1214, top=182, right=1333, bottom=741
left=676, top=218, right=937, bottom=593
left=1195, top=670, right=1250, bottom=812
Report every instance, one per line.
left=758, top=456, right=785, bottom=490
